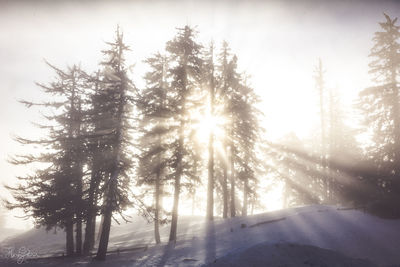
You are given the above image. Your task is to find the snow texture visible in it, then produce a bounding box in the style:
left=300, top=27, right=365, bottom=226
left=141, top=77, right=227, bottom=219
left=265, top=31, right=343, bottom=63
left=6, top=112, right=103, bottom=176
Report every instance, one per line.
left=1, top=205, right=400, bottom=266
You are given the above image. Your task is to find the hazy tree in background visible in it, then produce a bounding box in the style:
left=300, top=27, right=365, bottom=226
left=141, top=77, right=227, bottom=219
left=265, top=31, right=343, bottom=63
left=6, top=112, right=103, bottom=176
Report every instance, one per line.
left=269, top=134, right=320, bottom=207
left=225, top=55, right=241, bottom=217
left=137, top=53, right=170, bottom=244
left=314, top=59, right=329, bottom=201
left=235, top=80, right=262, bottom=216
left=327, top=88, right=360, bottom=204
left=216, top=41, right=231, bottom=218
left=204, top=43, right=216, bottom=221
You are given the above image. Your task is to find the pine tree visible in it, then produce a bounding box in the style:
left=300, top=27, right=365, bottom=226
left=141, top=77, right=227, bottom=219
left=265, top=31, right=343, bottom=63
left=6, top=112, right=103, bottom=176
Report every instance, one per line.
left=137, top=52, right=170, bottom=244
left=216, top=41, right=231, bottom=219
left=95, top=28, right=134, bottom=260
left=205, top=43, right=216, bottom=221
left=313, top=59, right=329, bottom=201
left=224, top=54, right=242, bottom=217
left=82, top=70, right=107, bottom=255
left=357, top=13, right=400, bottom=198
left=165, top=25, right=203, bottom=242
left=235, top=79, right=262, bottom=216
left=327, top=87, right=360, bottom=204
left=7, top=63, right=87, bottom=257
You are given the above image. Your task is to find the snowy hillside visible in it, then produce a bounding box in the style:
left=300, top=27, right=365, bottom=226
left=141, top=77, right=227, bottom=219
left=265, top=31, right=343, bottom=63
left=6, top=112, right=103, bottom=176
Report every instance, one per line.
left=1, top=205, right=400, bottom=266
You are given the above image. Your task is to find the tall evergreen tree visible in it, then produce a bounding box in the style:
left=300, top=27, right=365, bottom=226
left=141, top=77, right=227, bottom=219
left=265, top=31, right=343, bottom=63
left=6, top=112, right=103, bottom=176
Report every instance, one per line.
left=165, top=25, right=203, bottom=242
left=235, top=80, right=262, bottom=216
left=95, top=28, right=134, bottom=260
left=7, top=63, right=87, bottom=257
left=216, top=41, right=231, bottom=219
left=313, top=59, right=329, bottom=201
left=137, top=52, right=170, bottom=244
left=357, top=13, right=400, bottom=199
left=205, top=43, right=216, bottom=221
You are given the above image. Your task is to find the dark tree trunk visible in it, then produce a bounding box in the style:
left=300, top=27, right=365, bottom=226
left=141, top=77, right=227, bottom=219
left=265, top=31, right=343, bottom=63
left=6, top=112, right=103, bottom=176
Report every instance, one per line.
left=96, top=169, right=117, bottom=260
left=75, top=165, right=83, bottom=255
left=169, top=172, right=181, bottom=242
left=96, top=131, right=121, bottom=260
left=95, top=205, right=112, bottom=260
left=83, top=168, right=100, bottom=255
left=154, top=170, right=161, bottom=244
left=83, top=210, right=95, bottom=254
left=66, top=220, right=74, bottom=257
left=169, top=126, right=184, bottom=243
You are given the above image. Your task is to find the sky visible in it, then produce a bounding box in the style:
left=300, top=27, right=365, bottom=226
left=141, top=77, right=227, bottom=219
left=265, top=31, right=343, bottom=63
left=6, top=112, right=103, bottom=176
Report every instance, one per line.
left=1, top=0, right=400, bottom=229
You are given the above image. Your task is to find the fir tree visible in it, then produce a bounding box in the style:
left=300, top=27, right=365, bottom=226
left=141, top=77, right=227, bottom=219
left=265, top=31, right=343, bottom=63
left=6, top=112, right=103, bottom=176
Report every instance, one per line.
left=165, top=25, right=203, bottom=242
left=357, top=13, right=400, bottom=198
left=95, top=27, right=134, bottom=260
left=137, top=52, right=170, bottom=244
left=7, top=63, right=87, bottom=257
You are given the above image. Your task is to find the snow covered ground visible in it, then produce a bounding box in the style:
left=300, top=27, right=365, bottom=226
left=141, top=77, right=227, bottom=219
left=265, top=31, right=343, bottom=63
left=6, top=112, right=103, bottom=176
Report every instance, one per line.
left=1, top=205, right=400, bottom=266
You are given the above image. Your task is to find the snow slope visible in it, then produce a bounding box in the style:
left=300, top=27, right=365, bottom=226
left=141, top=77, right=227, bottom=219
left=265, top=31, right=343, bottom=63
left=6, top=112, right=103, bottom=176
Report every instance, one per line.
left=1, top=205, right=400, bottom=266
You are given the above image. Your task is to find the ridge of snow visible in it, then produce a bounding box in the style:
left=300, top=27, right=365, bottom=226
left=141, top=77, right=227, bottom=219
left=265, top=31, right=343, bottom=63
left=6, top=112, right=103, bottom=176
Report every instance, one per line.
left=1, top=205, right=400, bottom=266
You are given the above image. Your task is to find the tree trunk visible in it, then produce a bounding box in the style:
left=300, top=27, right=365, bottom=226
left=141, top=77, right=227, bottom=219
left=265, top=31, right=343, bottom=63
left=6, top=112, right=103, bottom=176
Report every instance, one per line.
left=242, top=179, right=248, bottom=216
left=96, top=143, right=121, bottom=260
left=169, top=172, right=181, bottom=242
left=154, top=170, right=161, bottom=244
left=83, top=168, right=100, bottom=255
left=206, top=121, right=214, bottom=221
left=316, top=59, right=328, bottom=201
left=328, top=87, right=335, bottom=204
left=75, top=220, right=82, bottom=255
left=169, top=126, right=184, bottom=242
left=83, top=208, right=95, bottom=255
left=96, top=170, right=117, bottom=260
left=95, top=205, right=112, bottom=260
left=65, top=220, right=74, bottom=257
left=222, top=149, right=228, bottom=219
left=96, top=214, right=104, bottom=243
left=75, top=165, right=83, bottom=255
left=206, top=45, right=215, bottom=222
left=222, top=170, right=228, bottom=218
left=230, top=143, right=236, bottom=217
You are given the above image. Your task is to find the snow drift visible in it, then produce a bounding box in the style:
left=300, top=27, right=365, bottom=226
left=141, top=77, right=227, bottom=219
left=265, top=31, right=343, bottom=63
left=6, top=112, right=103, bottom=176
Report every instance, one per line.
left=1, top=205, right=400, bottom=266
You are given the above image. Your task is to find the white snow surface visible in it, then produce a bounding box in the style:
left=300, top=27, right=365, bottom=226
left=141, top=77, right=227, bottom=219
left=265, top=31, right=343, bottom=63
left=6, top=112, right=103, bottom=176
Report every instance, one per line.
left=1, top=205, right=400, bottom=266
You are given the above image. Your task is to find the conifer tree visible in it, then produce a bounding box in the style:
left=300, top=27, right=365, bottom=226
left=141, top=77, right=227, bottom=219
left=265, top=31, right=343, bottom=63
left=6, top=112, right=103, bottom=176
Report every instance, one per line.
left=137, top=52, right=170, bottom=244
left=216, top=41, right=232, bottom=218
left=235, top=80, right=262, bottom=216
left=205, top=43, right=216, bottom=221
left=165, top=25, right=203, bottom=242
left=314, top=59, right=329, bottom=201
left=95, top=28, right=134, bottom=260
left=357, top=13, right=400, bottom=199
left=7, top=63, right=87, bottom=257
